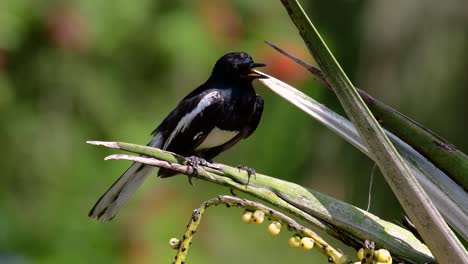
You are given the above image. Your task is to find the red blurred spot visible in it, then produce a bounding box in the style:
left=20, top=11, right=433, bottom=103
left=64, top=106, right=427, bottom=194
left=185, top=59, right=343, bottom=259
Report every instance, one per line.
left=46, top=5, right=88, bottom=51
left=197, top=0, right=244, bottom=46
left=258, top=42, right=311, bottom=84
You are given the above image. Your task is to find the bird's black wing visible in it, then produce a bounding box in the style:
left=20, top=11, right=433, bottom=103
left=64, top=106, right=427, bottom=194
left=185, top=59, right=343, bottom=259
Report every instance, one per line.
left=242, top=95, right=264, bottom=139
left=199, top=95, right=263, bottom=160
left=152, top=89, right=225, bottom=156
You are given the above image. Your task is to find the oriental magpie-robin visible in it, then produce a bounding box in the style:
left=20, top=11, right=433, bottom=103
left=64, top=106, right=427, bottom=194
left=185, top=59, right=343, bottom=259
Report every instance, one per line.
left=89, top=52, right=266, bottom=221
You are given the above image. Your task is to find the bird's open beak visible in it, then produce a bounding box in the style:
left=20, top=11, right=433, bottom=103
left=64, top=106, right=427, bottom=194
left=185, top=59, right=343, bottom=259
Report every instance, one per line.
left=244, top=63, right=268, bottom=79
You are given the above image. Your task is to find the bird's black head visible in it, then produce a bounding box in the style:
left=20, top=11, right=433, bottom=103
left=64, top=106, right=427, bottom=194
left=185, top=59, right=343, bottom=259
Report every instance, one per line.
left=211, top=52, right=267, bottom=82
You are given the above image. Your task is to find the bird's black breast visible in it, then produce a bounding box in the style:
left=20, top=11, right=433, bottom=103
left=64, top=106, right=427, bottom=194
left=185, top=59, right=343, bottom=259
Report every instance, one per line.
left=216, top=85, right=257, bottom=131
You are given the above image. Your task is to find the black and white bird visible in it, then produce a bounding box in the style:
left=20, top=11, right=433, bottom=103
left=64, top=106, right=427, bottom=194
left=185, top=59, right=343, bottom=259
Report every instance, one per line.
left=89, top=52, right=266, bottom=221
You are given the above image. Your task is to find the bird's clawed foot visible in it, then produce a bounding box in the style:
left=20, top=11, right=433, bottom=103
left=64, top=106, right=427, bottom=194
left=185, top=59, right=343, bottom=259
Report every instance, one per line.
left=237, top=165, right=256, bottom=185
left=185, top=156, right=209, bottom=185
left=186, top=156, right=209, bottom=169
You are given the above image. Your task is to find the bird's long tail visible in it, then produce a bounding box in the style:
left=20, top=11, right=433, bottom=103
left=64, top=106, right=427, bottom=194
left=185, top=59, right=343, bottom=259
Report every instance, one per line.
left=88, top=134, right=163, bottom=221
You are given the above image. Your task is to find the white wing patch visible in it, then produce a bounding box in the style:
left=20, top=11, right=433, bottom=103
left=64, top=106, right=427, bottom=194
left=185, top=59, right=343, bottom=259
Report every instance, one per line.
left=195, top=127, right=239, bottom=150
left=163, top=91, right=221, bottom=150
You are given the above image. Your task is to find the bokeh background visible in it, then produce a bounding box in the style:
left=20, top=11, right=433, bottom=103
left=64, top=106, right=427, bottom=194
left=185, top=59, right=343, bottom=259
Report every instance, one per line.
left=1, top=0, right=467, bottom=263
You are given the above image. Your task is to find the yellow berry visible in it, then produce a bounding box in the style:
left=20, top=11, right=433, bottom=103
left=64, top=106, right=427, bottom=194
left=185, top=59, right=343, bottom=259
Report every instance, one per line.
left=252, top=210, right=265, bottom=224
left=375, top=249, right=392, bottom=263
left=267, top=221, right=282, bottom=235
left=169, top=238, right=180, bottom=249
left=300, top=237, right=314, bottom=250
left=288, top=236, right=301, bottom=248
left=241, top=211, right=253, bottom=223
left=357, top=248, right=364, bottom=260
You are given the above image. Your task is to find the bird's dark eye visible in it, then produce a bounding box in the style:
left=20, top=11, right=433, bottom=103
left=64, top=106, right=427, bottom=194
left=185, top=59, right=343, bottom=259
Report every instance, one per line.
left=239, top=63, right=250, bottom=70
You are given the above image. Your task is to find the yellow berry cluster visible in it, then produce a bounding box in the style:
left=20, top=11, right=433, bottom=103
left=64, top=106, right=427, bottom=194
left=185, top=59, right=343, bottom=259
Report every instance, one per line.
left=241, top=210, right=265, bottom=224
left=288, top=235, right=314, bottom=251
left=356, top=248, right=392, bottom=264
left=241, top=210, right=315, bottom=251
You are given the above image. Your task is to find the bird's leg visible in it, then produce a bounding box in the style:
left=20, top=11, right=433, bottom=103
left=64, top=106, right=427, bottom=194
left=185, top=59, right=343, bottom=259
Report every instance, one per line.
left=185, top=156, right=224, bottom=184
left=186, top=156, right=209, bottom=168
left=185, top=156, right=212, bottom=185
left=236, top=165, right=256, bottom=185
left=186, top=156, right=222, bottom=171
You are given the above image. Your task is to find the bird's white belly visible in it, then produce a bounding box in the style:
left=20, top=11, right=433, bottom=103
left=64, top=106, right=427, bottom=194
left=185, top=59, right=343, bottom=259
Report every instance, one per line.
left=195, top=127, right=239, bottom=150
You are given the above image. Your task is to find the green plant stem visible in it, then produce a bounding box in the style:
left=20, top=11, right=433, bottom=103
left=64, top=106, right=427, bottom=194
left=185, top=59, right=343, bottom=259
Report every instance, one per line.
left=258, top=44, right=467, bottom=239
left=279, top=0, right=467, bottom=263
left=88, top=141, right=434, bottom=263
left=360, top=94, right=468, bottom=190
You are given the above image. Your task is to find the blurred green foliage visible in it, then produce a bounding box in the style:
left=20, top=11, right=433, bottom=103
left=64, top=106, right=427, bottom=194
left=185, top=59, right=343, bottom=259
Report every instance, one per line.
left=0, top=0, right=466, bottom=263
